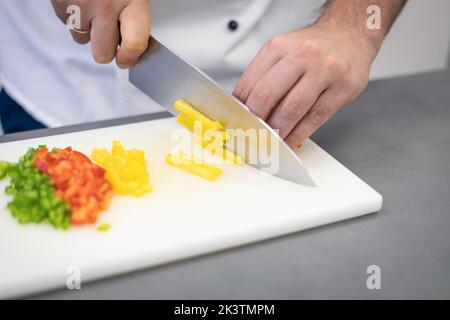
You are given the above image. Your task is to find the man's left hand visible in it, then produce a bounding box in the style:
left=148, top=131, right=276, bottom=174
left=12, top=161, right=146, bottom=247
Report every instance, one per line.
left=233, top=21, right=377, bottom=148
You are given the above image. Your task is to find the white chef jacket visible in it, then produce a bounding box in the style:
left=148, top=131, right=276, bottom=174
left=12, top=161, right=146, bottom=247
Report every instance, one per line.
left=0, top=0, right=324, bottom=127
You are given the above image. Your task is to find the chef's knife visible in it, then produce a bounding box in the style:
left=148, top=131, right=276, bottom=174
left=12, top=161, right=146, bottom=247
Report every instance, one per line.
left=130, top=37, right=315, bottom=187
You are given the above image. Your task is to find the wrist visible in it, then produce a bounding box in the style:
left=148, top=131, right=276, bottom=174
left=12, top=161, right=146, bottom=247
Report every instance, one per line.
left=314, top=8, right=384, bottom=63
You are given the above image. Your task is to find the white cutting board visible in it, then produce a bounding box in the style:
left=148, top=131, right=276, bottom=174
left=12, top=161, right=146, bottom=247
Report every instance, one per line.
left=0, top=118, right=382, bottom=298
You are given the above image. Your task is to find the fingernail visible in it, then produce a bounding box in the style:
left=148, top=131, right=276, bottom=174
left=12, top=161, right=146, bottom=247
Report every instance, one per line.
left=116, top=61, right=129, bottom=69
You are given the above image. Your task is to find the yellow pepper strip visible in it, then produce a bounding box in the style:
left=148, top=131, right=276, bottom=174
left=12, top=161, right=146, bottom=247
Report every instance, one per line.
left=203, top=128, right=230, bottom=144
left=193, top=129, right=230, bottom=149
left=201, top=141, right=244, bottom=165
left=218, top=148, right=245, bottom=165
left=174, top=99, right=223, bottom=131
left=91, top=141, right=152, bottom=197
left=174, top=99, right=244, bottom=166
left=177, top=112, right=196, bottom=133
left=165, top=152, right=223, bottom=181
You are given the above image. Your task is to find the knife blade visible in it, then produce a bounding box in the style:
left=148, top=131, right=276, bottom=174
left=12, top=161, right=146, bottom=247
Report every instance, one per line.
left=130, top=37, right=315, bottom=187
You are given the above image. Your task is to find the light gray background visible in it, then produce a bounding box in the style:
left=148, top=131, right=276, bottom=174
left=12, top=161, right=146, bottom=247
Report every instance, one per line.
left=1, top=69, right=448, bottom=299
left=369, top=0, right=450, bottom=79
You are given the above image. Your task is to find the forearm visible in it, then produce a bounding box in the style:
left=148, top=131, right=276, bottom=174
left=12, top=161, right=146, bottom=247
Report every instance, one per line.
left=317, top=0, right=407, bottom=60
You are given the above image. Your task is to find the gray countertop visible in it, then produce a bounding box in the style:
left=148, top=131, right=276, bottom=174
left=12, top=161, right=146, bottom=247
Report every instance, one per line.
left=3, top=70, right=450, bottom=299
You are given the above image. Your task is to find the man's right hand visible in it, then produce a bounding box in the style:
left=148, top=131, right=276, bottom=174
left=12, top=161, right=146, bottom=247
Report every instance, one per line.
left=51, top=0, right=151, bottom=68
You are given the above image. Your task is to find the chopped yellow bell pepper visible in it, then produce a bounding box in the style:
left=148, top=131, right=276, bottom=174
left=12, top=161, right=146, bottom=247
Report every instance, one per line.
left=91, top=141, right=152, bottom=196
left=214, top=147, right=245, bottom=165
left=174, top=99, right=223, bottom=132
left=165, top=152, right=223, bottom=181
left=176, top=112, right=196, bottom=133
left=193, top=129, right=230, bottom=149
left=174, top=99, right=243, bottom=166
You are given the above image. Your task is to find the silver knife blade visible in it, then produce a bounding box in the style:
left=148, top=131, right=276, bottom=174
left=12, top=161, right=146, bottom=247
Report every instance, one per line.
left=130, top=37, right=315, bottom=186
